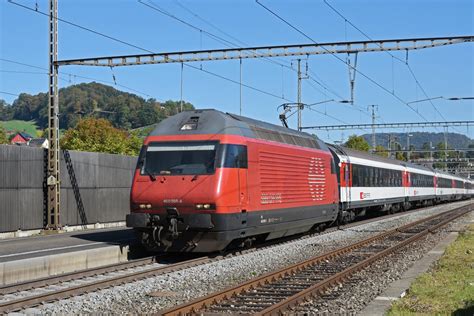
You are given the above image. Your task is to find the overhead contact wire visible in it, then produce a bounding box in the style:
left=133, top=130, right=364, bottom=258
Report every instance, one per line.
left=255, top=0, right=431, bottom=123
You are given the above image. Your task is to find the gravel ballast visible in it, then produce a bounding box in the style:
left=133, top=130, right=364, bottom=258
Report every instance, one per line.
left=293, top=210, right=474, bottom=315
left=34, top=200, right=472, bottom=314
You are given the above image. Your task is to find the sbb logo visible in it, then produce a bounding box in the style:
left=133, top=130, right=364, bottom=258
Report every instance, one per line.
left=360, top=192, right=370, bottom=199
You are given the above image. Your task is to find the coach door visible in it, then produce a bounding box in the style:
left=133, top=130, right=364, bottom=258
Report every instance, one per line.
left=238, top=147, right=249, bottom=226
left=343, top=161, right=352, bottom=208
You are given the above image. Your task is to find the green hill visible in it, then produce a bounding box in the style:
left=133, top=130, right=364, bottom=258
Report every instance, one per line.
left=0, top=120, right=39, bottom=136
left=0, top=82, right=194, bottom=131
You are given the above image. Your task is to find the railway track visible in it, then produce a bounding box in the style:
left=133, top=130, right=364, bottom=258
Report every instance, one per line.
left=161, top=203, right=472, bottom=316
left=0, top=201, right=469, bottom=313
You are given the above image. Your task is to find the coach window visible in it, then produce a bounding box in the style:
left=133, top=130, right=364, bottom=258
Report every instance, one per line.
left=219, top=144, right=248, bottom=168
left=361, top=166, right=366, bottom=187
left=363, top=166, right=369, bottom=187
left=352, top=165, right=358, bottom=186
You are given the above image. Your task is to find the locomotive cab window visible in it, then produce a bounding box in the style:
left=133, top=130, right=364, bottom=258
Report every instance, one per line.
left=218, top=144, right=248, bottom=168
left=142, top=141, right=218, bottom=175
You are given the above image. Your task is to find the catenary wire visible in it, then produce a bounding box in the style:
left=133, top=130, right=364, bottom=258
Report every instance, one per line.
left=0, top=91, right=20, bottom=97
left=7, top=1, right=301, bottom=105
left=142, top=0, right=347, bottom=102
left=8, top=0, right=154, bottom=54
left=7, top=0, right=376, bottom=126
left=255, top=0, right=431, bottom=124
left=0, top=58, right=159, bottom=100
left=322, top=0, right=451, bottom=125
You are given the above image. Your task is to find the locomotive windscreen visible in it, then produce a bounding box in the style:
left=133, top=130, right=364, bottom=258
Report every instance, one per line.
left=142, top=141, right=218, bottom=175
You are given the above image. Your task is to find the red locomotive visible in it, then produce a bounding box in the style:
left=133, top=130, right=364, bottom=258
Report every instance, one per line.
left=127, top=109, right=339, bottom=252
left=127, top=109, right=473, bottom=252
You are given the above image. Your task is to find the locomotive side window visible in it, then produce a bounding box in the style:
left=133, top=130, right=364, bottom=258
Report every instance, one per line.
left=142, top=141, right=218, bottom=175
left=136, top=145, right=147, bottom=170
left=218, top=144, right=248, bottom=168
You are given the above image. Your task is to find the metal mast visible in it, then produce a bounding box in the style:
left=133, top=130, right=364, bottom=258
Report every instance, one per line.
left=301, top=120, right=474, bottom=130
left=57, top=36, right=474, bottom=67
left=297, top=59, right=302, bottom=131
left=369, top=105, right=378, bottom=152
left=47, top=0, right=60, bottom=229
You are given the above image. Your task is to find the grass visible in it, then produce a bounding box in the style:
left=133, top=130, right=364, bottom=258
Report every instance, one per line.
left=0, top=120, right=40, bottom=136
left=388, top=223, right=474, bottom=316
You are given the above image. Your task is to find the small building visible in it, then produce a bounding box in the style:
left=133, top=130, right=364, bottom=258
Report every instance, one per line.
left=10, top=132, right=33, bottom=145
left=28, top=138, right=49, bottom=149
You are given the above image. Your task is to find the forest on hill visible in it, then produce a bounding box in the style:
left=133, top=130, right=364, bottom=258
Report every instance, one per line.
left=0, top=82, right=194, bottom=131
left=361, top=132, right=472, bottom=149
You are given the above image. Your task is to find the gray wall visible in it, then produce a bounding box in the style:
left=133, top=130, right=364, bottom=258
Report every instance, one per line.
left=0, top=145, right=137, bottom=233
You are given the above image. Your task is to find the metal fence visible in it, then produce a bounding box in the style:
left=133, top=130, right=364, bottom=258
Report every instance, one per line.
left=0, top=145, right=137, bottom=233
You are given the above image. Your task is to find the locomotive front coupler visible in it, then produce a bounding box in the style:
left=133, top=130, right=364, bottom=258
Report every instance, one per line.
left=165, top=207, right=181, bottom=239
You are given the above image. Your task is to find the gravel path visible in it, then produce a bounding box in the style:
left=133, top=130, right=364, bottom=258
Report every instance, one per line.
left=31, top=200, right=472, bottom=315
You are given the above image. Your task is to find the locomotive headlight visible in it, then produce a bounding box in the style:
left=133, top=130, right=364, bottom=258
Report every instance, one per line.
left=195, top=203, right=215, bottom=210
left=139, top=204, right=146, bottom=209
left=146, top=204, right=152, bottom=209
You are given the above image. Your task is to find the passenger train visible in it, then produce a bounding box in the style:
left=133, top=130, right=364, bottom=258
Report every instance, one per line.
left=126, top=109, right=473, bottom=252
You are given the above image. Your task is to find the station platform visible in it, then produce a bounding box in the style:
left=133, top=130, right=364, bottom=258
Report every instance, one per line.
left=0, top=227, right=137, bottom=286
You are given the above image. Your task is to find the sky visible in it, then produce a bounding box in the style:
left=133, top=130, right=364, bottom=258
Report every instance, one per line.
left=0, top=0, right=473, bottom=143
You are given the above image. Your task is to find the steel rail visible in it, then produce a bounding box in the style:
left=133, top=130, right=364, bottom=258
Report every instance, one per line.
left=0, top=201, right=469, bottom=313
left=160, top=203, right=472, bottom=316
left=256, top=205, right=471, bottom=315
left=0, top=255, right=212, bottom=313
left=0, top=201, right=442, bottom=297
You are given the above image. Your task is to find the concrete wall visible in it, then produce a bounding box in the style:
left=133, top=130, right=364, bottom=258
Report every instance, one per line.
left=0, top=145, right=137, bottom=233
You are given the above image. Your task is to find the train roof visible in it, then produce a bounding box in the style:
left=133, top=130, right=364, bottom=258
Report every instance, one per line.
left=329, top=144, right=432, bottom=172
left=328, top=144, right=471, bottom=180
left=328, top=144, right=406, bottom=166
left=149, top=109, right=329, bottom=151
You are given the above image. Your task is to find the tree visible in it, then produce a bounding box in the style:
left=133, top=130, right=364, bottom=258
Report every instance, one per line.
left=395, top=151, right=406, bottom=161
left=0, top=126, right=8, bottom=144
left=344, top=135, right=370, bottom=152
left=390, top=142, right=406, bottom=161
left=0, top=99, right=13, bottom=121
left=421, top=142, right=432, bottom=159
left=4, top=83, right=195, bottom=130
left=374, top=145, right=388, bottom=158
left=60, top=118, right=141, bottom=156
left=466, top=144, right=474, bottom=159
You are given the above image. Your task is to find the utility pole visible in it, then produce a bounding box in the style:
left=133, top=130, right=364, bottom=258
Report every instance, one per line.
left=348, top=53, right=358, bottom=105
left=47, top=0, right=60, bottom=229
left=369, top=105, right=378, bottom=152
left=429, top=141, right=433, bottom=162
left=444, top=126, right=448, bottom=171
left=180, top=62, right=183, bottom=112
left=297, top=59, right=302, bottom=131
left=406, top=133, right=413, bottom=161
left=239, top=58, right=242, bottom=115
left=388, top=134, right=392, bottom=158
left=295, top=59, right=308, bottom=131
